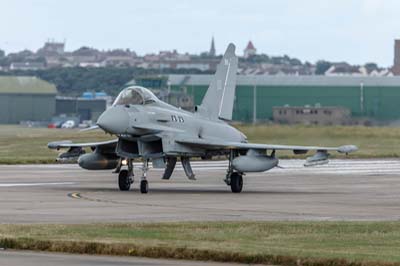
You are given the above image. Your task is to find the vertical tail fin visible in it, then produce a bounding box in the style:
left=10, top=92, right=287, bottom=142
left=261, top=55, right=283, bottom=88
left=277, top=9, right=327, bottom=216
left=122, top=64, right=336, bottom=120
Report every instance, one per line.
left=199, top=43, right=238, bottom=120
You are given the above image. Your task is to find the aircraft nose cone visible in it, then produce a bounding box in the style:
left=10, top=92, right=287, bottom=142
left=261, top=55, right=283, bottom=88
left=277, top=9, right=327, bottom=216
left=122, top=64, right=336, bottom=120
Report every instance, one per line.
left=97, top=106, right=129, bottom=134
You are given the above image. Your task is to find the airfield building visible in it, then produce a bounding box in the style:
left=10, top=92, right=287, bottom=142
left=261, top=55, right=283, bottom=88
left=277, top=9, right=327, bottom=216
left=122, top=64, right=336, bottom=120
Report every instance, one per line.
left=0, top=76, right=57, bottom=124
left=56, top=96, right=107, bottom=122
left=273, top=106, right=351, bottom=125
left=131, top=75, right=400, bottom=123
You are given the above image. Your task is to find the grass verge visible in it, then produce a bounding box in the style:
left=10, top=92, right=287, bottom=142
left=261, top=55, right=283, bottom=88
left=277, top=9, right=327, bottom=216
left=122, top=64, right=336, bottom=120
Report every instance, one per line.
left=0, top=125, right=111, bottom=164
left=1, top=124, right=400, bottom=163
left=1, top=222, right=400, bottom=265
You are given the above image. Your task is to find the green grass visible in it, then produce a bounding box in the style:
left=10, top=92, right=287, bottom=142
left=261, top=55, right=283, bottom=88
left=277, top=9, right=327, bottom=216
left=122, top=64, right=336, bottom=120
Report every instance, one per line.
left=0, top=125, right=111, bottom=164
left=1, top=222, right=400, bottom=265
left=236, top=124, right=400, bottom=158
left=0, top=124, right=400, bottom=164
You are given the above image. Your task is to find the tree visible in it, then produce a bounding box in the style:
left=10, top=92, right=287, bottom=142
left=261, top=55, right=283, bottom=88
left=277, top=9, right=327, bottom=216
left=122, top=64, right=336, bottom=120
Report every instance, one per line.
left=289, top=58, right=302, bottom=66
left=315, top=60, right=332, bottom=75
left=364, top=62, right=379, bottom=72
left=0, top=49, right=4, bottom=58
left=241, top=54, right=270, bottom=64
left=0, top=67, right=211, bottom=96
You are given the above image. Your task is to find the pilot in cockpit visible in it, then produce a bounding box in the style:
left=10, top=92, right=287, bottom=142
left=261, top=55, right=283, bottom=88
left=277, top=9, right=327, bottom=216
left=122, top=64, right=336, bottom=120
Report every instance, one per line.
left=113, top=86, right=158, bottom=106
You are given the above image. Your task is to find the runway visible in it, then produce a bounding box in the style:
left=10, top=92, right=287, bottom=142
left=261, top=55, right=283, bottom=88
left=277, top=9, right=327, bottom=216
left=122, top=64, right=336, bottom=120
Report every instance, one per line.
left=1, top=159, right=400, bottom=223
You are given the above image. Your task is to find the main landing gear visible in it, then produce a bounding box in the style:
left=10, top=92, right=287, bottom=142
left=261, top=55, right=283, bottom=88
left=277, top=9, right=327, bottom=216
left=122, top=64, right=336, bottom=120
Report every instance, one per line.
left=118, top=169, right=132, bottom=191
left=117, top=159, right=133, bottom=191
left=229, top=172, right=243, bottom=193
left=116, top=158, right=149, bottom=194
left=225, top=151, right=244, bottom=193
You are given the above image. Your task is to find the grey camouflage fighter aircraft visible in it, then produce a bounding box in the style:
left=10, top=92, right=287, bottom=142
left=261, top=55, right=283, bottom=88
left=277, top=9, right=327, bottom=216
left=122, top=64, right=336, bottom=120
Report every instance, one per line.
left=48, top=44, right=358, bottom=193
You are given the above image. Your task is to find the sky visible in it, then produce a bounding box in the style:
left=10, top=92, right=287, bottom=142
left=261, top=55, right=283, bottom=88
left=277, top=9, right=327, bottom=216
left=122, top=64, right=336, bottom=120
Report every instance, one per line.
left=1, top=0, right=400, bottom=67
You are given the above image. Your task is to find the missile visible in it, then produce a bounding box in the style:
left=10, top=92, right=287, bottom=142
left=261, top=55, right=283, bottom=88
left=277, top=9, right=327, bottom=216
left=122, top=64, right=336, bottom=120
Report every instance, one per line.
left=304, top=151, right=329, bottom=167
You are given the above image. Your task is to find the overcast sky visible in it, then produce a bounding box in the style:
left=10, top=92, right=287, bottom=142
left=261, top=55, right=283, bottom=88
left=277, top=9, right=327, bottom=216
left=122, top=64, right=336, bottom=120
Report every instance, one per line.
left=1, top=0, right=399, bottom=66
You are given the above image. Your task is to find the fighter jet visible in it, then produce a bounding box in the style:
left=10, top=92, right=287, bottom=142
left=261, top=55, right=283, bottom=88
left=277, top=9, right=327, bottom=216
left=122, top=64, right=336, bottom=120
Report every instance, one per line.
left=48, top=44, right=357, bottom=193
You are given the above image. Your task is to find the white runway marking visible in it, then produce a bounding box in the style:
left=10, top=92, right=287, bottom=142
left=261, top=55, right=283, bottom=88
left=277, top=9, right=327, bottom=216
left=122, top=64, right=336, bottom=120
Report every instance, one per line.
left=0, top=182, right=75, bottom=187
left=146, top=159, right=400, bottom=175
left=4, top=159, right=400, bottom=176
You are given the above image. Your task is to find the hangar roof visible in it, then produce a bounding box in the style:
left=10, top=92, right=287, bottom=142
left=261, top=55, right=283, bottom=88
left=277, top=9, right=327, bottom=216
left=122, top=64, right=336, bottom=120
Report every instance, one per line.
left=167, top=74, right=400, bottom=87
left=0, top=76, right=57, bottom=94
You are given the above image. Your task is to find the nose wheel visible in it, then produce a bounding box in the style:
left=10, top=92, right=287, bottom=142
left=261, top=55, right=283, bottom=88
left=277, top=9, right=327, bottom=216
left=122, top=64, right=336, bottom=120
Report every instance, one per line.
left=140, top=180, right=148, bottom=193
left=139, top=159, right=149, bottom=194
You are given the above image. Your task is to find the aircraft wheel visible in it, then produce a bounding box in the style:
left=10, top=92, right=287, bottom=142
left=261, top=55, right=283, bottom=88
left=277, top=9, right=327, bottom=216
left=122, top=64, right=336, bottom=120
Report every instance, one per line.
left=230, top=172, right=243, bottom=193
left=140, top=180, right=148, bottom=194
left=118, top=170, right=131, bottom=191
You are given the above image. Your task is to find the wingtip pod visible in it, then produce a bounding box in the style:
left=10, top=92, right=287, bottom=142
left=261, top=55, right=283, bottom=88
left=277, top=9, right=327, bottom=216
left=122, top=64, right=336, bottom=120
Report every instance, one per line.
left=338, top=145, right=358, bottom=154
left=79, top=125, right=99, bottom=132
left=48, top=140, right=72, bottom=149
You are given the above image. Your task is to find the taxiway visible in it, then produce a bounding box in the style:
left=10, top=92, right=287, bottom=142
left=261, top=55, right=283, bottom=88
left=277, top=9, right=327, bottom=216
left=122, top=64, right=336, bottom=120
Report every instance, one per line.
left=0, top=159, right=400, bottom=223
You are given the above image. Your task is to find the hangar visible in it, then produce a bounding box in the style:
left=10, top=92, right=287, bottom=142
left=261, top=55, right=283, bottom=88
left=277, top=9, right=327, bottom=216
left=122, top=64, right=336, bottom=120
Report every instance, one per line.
left=56, top=96, right=107, bottom=122
left=0, top=76, right=57, bottom=124
left=162, top=75, right=400, bottom=122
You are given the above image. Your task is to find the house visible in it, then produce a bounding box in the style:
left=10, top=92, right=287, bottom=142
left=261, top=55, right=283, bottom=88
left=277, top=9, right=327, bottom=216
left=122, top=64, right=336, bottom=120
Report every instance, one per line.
left=244, top=41, right=257, bottom=58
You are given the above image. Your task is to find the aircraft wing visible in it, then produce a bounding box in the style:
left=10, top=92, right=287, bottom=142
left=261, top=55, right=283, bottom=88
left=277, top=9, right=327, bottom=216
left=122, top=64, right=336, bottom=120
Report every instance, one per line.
left=175, top=138, right=358, bottom=154
left=48, top=139, right=118, bottom=150
left=48, top=139, right=119, bottom=162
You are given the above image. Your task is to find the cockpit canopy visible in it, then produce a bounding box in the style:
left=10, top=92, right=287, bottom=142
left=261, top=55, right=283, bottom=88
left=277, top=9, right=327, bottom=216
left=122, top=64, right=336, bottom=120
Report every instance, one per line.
left=113, top=86, right=158, bottom=106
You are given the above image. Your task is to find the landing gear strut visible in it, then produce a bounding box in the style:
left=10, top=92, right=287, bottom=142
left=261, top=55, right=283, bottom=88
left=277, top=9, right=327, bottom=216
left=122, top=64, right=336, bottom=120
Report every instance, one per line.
left=140, top=159, right=149, bottom=194
left=225, top=150, right=244, bottom=193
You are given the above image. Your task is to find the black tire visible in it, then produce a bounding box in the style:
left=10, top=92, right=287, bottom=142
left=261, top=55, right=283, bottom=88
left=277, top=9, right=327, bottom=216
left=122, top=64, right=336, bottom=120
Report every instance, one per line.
left=118, top=170, right=131, bottom=191
left=230, top=172, right=243, bottom=193
left=140, top=180, right=148, bottom=194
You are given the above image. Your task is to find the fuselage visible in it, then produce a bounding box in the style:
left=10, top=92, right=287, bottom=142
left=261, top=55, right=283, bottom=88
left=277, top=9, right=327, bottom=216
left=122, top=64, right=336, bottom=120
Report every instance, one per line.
left=95, top=86, right=247, bottom=158
left=98, top=99, right=246, bottom=143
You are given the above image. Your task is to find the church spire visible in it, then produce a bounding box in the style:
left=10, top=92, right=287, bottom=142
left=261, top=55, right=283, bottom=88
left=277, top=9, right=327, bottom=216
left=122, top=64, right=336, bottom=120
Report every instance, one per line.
left=209, top=36, right=216, bottom=56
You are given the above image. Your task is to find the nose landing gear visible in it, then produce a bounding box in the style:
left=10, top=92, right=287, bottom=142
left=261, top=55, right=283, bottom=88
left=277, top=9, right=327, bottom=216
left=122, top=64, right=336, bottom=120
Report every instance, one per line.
left=140, top=159, right=149, bottom=194
left=140, top=180, right=149, bottom=194
left=115, top=158, right=150, bottom=193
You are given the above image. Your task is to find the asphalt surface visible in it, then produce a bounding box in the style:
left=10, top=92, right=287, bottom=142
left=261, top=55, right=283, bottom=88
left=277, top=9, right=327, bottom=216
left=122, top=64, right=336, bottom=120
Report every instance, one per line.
left=0, top=159, right=400, bottom=223
left=0, top=250, right=243, bottom=266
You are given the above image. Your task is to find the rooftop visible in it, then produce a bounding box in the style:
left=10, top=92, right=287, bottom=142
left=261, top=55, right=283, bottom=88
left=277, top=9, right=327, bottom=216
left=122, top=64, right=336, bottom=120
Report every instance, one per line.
left=245, top=41, right=256, bottom=50
left=0, top=76, right=57, bottom=94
